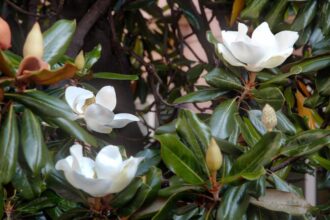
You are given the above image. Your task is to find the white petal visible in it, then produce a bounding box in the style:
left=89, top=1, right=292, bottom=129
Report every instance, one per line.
left=275, top=30, right=299, bottom=51
left=95, top=145, right=123, bottom=179
left=65, top=86, right=94, bottom=114
left=245, top=64, right=264, bottom=72
left=257, top=48, right=293, bottom=69
left=217, top=44, right=246, bottom=67
left=55, top=156, right=73, bottom=172
left=63, top=170, right=113, bottom=197
left=67, top=144, right=95, bottom=178
left=251, top=22, right=276, bottom=49
left=229, top=41, right=267, bottom=64
left=108, top=113, right=140, bottom=128
left=236, top=23, right=250, bottom=42
left=84, top=104, right=115, bottom=133
left=105, top=157, right=143, bottom=194
left=96, top=86, right=117, bottom=111
left=221, top=31, right=238, bottom=46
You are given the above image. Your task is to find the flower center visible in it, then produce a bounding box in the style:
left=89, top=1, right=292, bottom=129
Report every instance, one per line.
left=82, top=97, right=96, bottom=112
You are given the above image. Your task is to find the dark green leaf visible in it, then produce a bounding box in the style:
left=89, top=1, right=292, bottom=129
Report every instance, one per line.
left=174, top=89, right=227, bottom=104
left=21, top=109, right=47, bottom=174
left=281, top=130, right=330, bottom=157
left=12, top=164, right=45, bottom=199
left=240, top=0, right=268, bottom=20
left=187, top=64, right=205, bottom=83
left=0, top=104, right=19, bottom=184
left=5, top=90, right=77, bottom=120
left=84, top=44, right=101, bottom=70
left=210, top=99, right=238, bottom=140
left=224, top=132, right=283, bottom=183
left=43, top=19, right=76, bottom=65
left=235, top=115, right=261, bottom=147
left=156, top=134, right=205, bottom=185
left=176, top=110, right=211, bottom=177
left=93, top=72, right=138, bottom=80
left=253, top=87, right=285, bottom=110
left=316, top=72, right=330, bottom=96
left=217, top=183, right=250, bottom=220
left=204, top=68, right=243, bottom=91
left=111, top=177, right=143, bottom=208
left=291, top=0, right=317, bottom=31
left=47, top=117, right=98, bottom=147
left=136, top=149, right=161, bottom=176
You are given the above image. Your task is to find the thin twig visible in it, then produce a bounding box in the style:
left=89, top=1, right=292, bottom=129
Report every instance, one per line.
left=5, top=0, right=45, bottom=17
left=270, top=157, right=301, bottom=172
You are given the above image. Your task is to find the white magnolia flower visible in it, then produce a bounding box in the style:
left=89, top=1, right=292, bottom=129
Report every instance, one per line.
left=65, top=86, right=139, bottom=133
left=217, top=22, right=299, bottom=72
left=55, top=144, right=143, bottom=197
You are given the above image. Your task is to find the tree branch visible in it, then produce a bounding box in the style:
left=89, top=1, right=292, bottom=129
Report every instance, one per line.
left=66, top=0, right=112, bottom=57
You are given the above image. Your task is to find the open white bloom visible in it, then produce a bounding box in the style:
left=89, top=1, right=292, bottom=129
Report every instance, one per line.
left=55, top=144, right=143, bottom=197
left=65, top=86, right=139, bottom=133
left=217, top=22, right=299, bottom=72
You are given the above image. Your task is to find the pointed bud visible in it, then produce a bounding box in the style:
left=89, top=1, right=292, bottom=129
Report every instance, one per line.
left=206, top=138, right=223, bottom=172
left=261, top=104, right=277, bottom=132
left=23, top=23, right=43, bottom=58
left=74, top=50, right=85, bottom=70
left=0, top=17, right=11, bottom=50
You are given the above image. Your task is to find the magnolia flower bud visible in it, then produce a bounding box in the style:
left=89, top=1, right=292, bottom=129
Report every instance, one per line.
left=261, top=104, right=277, bottom=132
left=0, top=17, right=11, bottom=50
left=23, top=23, right=43, bottom=58
left=74, top=50, right=85, bottom=70
left=206, top=138, right=223, bottom=172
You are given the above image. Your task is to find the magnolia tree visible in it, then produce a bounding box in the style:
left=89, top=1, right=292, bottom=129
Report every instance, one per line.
left=0, top=0, right=330, bottom=219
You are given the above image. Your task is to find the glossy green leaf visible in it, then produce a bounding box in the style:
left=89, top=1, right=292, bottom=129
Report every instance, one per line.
left=281, top=130, right=330, bottom=157
left=117, top=183, right=151, bottom=216
left=235, top=115, right=261, bottom=147
left=158, top=176, right=204, bottom=197
left=316, top=72, right=330, bottom=96
left=136, top=149, right=161, bottom=176
left=176, top=110, right=210, bottom=177
left=309, top=154, right=330, bottom=170
left=187, top=64, right=205, bottom=83
left=253, top=87, right=285, bottom=110
left=174, top=89, right=227, bottom=104
left=321, top=1, right=330, bottom=35
left=289, top=55, right=330, bottom=74
left=152, top=192, right=189, bottom=220
left=270, top=173, right=303, bottom=196
left=43, top=19, right=76, bottom=65
left=0, top=50, right=16, bottom=77
left=291, top=0, right=317, bottom=31
left=5, top=90, right=77, bottom=120
left=265, top=0, right=288, bottom=30
left=21, top=109, right=47, bottom=175
left=217, top=183, right=250, bottom=220
left=156, top=134, right=205, bottom=185
left=144, top=167, right=162, bottom=204
left=111, top=177, right=143, bottom=208
left=0, top=104, right=19, bottom=184
left=240, top=0, right=268, bottom=20
left=84, top=44, right=101, bottom=70
left=204, top=68, right=243, bottom=91
left=93, top=72, right=138, bottom=80
left=48, top=117, right=98, bottom=147
left=12, top=164, right=45, bottom=199
left=223, top=132, right=283, bottom=183
left=210, top=99, right=238, bottom=140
